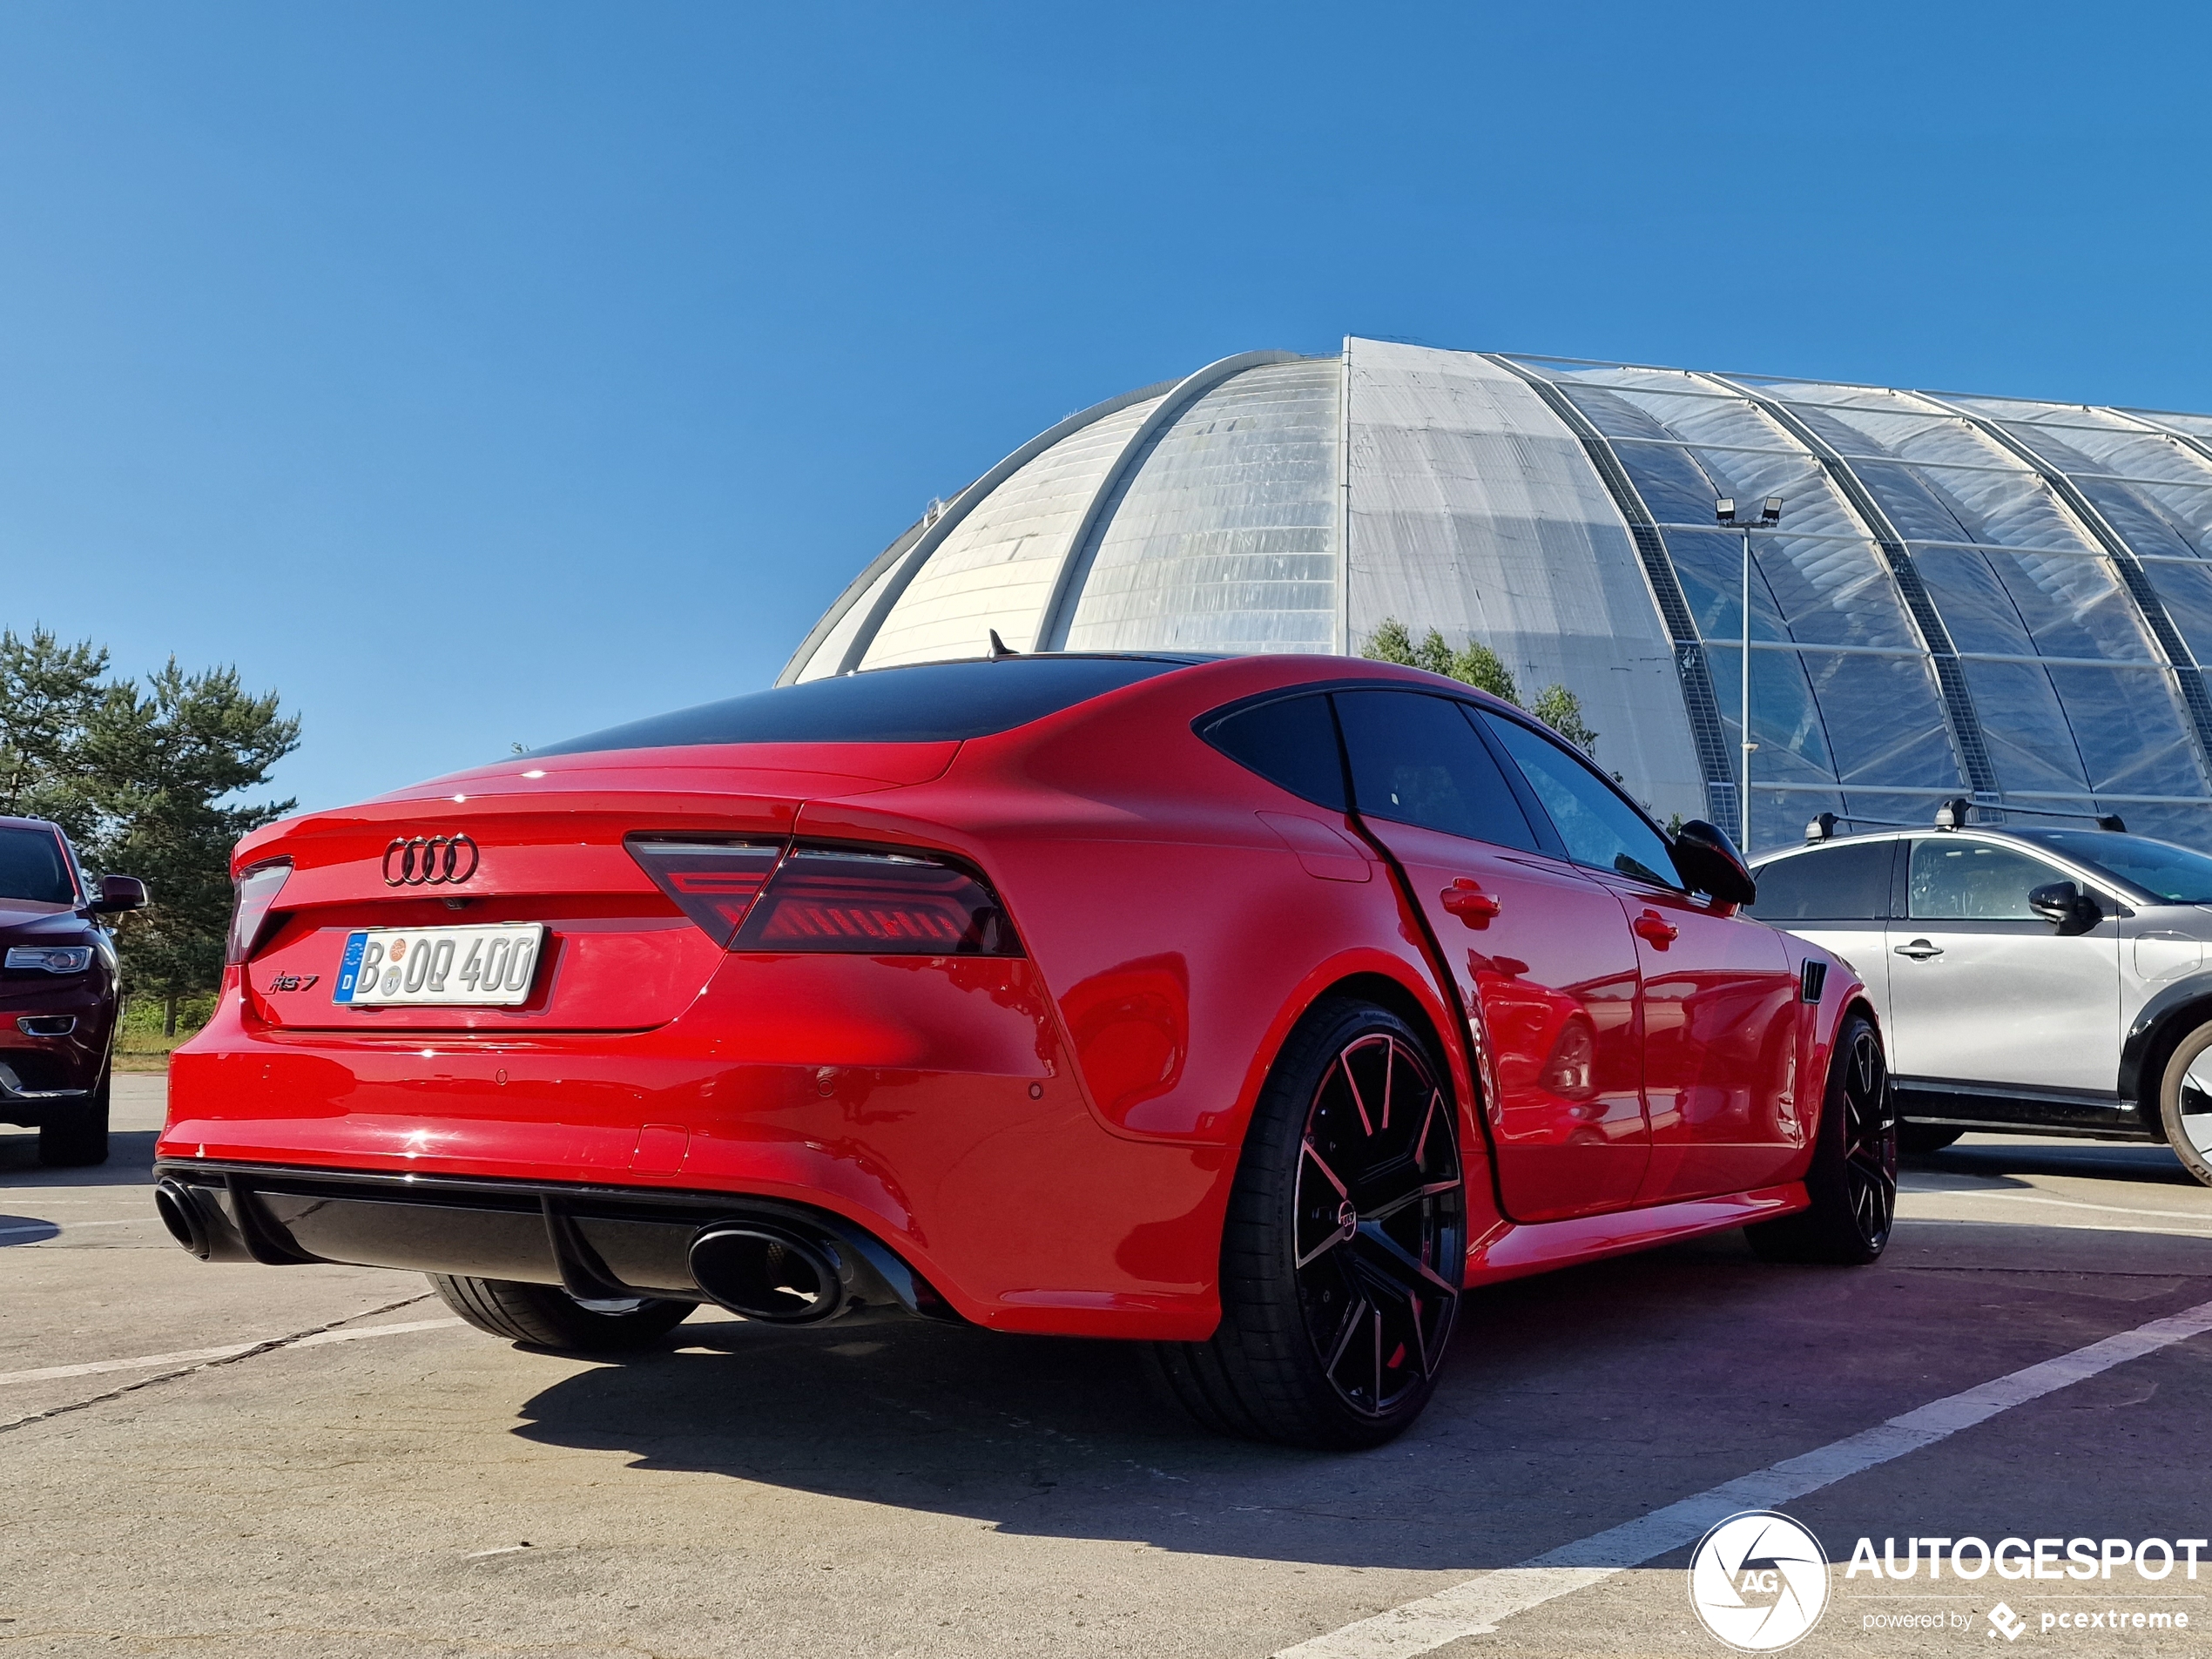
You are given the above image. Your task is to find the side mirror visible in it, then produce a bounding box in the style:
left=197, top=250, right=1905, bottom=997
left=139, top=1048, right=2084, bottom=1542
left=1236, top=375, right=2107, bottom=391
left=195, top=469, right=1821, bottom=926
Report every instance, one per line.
left=2028, top=880, right=2101, bottom=935
left=89, top=874, right=148, bottom=914
left=1672, top=819, right=1757, bottom=908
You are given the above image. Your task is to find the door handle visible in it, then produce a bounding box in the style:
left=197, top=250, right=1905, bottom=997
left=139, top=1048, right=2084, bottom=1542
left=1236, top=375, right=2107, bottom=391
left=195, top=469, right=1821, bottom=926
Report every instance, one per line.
left=1894, top=939, right=1945, bottom=960
left=1441, top=879, right=1501, bottom=929
left=1632, top=909, right=1679, bottom=950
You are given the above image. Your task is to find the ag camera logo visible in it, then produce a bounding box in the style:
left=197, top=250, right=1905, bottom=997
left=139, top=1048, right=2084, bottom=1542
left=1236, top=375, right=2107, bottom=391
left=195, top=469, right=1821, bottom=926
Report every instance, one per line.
left=1689, top=1511, right=1831, bottom=1651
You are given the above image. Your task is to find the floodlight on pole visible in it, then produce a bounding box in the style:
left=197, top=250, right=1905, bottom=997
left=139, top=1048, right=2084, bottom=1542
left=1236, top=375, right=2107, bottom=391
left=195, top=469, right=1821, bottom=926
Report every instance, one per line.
left=1718, top=495, right=1784, bottom=851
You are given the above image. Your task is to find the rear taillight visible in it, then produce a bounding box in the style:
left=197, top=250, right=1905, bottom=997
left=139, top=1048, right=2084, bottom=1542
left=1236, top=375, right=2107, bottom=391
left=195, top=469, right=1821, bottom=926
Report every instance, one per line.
left=627, top=838, right=786, bottom=948
left=226, top=860, right=293, bottom=963
left=735, top=848, right=1020, bottom=956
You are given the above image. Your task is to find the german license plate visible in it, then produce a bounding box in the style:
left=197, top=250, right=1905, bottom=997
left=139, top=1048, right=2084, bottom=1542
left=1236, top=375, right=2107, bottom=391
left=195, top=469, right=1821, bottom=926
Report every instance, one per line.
left=334, top=923, right=546, bottom=1008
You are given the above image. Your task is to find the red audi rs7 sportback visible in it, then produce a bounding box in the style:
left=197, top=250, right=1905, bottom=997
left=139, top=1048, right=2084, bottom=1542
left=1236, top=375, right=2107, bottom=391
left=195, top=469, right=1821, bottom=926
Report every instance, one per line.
left=157, top=653, right=1894, bottom=1448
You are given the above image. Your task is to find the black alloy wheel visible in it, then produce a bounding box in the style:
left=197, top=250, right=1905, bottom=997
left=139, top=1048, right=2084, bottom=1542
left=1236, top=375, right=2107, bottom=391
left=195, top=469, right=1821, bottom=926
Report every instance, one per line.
left=1144, top=998, right=1466, bottom=1449
left=1749, top=1011, right=1897, bottom=1265
left=1293, top=1029, right=1464, bottom=1419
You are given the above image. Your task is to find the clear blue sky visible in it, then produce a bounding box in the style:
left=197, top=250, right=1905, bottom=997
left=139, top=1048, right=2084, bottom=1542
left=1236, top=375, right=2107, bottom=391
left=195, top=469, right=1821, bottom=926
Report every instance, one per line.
left=4, top=2, right=2207, bottom=813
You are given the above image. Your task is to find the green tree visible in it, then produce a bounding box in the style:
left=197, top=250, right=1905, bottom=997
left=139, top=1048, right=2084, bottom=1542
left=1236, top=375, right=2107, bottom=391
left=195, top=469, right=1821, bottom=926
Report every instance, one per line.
left=0, top=628, right=109, bottom=833
left=1360, top=617, right=1595, bottom=754
left=80, top=661, right=300, bottom=1034
left=1362, top=617, right=1419, bottom=666
left=1528, top=683, right=1599, bottom=756
left=1449, top=639, right=1519, bottom=705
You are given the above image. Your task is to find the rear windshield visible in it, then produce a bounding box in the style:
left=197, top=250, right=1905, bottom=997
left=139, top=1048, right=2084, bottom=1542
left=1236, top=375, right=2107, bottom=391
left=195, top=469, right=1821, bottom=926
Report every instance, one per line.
left=0, top=827, right=75, bottom=905
left=533, top=657, right=1190, bottom=755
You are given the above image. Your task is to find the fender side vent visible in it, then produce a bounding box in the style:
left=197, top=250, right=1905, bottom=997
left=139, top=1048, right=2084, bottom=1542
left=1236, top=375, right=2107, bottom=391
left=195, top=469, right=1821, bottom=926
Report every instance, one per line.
left=1800, top=961, right=1828, bottom=1004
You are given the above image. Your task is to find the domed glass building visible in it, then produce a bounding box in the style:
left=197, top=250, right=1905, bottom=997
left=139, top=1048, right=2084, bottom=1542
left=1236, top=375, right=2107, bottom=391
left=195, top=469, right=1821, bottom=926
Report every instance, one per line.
left=782, top=340, right=2212, bottom=854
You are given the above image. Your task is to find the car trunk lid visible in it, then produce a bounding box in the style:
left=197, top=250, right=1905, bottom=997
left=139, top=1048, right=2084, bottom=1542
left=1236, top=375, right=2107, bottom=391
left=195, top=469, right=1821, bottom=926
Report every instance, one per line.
left=239, top=742, right=956, bottom=1033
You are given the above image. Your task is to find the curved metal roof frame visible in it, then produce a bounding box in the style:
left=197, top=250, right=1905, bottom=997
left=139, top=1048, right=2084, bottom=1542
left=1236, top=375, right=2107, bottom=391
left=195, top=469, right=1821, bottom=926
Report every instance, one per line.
left=1709, top=374, right=2000, bottom=797
left=1034, top=351, right=1304, bottom=651
left=1916, top=390, right=2212, bottom=792
left=776, top=376, right=1179, bottom=685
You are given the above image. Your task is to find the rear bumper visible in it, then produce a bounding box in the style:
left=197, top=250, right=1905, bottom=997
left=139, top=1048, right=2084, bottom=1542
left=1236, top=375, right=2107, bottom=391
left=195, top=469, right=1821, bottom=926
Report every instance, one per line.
left=161, top=958, right=1235, bottom=1339
left=152, top=1158, right=953, bottom=1322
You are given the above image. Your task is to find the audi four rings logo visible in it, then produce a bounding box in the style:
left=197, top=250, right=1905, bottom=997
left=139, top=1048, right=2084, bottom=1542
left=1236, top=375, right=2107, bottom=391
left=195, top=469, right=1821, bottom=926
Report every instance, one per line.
left=382, top=834, right=480, bottom=887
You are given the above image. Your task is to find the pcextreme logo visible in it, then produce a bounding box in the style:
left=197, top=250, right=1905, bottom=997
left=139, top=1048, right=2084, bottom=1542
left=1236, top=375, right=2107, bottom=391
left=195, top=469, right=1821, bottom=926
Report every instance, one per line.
left=1689, top=1511, right=1831, bottom=1652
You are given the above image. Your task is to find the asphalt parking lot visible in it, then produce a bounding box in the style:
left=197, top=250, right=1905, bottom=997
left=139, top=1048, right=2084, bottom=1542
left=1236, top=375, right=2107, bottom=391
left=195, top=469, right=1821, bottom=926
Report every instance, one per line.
left=4, top=1079, right=2210, bottom=1658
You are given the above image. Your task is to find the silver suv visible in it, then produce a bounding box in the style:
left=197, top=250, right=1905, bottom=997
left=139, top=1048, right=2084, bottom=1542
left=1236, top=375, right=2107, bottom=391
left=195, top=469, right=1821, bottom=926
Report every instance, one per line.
left=1747, top=813, right=2212, bottom=1185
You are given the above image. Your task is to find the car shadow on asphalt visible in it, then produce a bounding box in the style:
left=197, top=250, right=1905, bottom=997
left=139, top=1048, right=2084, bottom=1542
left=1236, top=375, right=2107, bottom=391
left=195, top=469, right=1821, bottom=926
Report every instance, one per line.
left=0, top=1127, right=160, bottom=1186
left=505, top=1219, right=2212, bottom=1570
left=1913, top=1138, right=2197, bottom=1187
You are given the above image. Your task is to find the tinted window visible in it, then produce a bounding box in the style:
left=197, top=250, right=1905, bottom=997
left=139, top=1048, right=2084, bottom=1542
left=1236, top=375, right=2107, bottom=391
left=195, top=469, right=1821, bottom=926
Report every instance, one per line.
left=535, top=657, right=1187, bottom=754
left=1747, top=841, right=1895, bottom=921
left=0, top=828, right=74, bottom=905
left=1334, top=691, right=1539, bottom=849
left=1199, top=693, right=1346, bottom=811
left=1908, top=839, right=2066, bottom=921
left=2012, top=829, right=2212, bottom=904
left=1479, top=712, right=1679, bottom=887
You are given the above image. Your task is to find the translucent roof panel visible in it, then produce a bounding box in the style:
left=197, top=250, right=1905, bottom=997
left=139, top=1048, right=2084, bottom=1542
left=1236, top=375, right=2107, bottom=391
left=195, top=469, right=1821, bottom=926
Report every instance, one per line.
left=2130, top=409, right=2212, bottom=443
left=860, top=393, right=1167, bottom=668
left=1061, top=361, right=1338, bottom=654
left=2047, top=664, right=2203, bottom=798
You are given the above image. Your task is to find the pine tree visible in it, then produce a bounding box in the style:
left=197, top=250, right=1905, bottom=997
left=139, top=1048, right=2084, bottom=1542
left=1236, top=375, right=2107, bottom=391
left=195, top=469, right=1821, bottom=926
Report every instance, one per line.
left=0, top=628, right=109, bottom=833
left=76, top=661, right=300, bottom=1034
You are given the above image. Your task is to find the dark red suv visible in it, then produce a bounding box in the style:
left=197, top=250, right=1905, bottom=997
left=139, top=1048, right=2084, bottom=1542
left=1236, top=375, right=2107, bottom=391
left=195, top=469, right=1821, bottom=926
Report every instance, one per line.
left=0, top=817, right=145, bottom=1166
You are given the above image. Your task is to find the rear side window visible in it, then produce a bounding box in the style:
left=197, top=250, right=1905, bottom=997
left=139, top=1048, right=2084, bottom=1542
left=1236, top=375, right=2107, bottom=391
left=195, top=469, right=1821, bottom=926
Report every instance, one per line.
left=1747, top=841, right=1896, bottom=921
left=1333, top=691, right=1540, bottom=850
left=535, top=657, right=1185, bottom=755
left=1199, top=693, right=1346, bottom=811
left=0, top=828, right=75, bottom=905
left=1478, top=711, right=1679, bottom=888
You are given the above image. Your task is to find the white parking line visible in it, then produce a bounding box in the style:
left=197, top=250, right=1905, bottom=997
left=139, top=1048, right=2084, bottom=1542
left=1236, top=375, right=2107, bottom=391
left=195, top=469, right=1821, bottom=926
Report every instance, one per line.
left=0, top=1318, right=462, bottom=1387
left=1899, top=1187, right=2212, bottom=1225
left=1274, top=1296, right=2212, bottom=1658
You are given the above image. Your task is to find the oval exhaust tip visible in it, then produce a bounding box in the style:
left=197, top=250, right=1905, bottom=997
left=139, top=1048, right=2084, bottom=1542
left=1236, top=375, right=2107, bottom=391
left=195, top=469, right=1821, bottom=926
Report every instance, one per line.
left=688, top=1224, right=846, bottom=1324
left=153, top=1179, right=210, bottom=1259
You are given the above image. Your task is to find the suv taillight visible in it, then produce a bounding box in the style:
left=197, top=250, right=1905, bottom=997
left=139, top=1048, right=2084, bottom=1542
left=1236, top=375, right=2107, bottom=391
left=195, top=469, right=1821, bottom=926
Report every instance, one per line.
left=226, top=860, right=293, bottom=963
left=737, top=848, right=1020, bottom=956
left=627, top=838, right=787, bottom=948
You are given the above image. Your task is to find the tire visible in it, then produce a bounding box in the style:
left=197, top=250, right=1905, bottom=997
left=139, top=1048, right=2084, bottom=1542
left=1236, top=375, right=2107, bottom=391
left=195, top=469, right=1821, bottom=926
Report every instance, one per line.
left=1145, top=997, right=1465, bottom=1450
left=428, top=1274, right=697, bottom=1352
left=1748, top=1011, right=1897, bottom=1264
left=2155, top=1020, right=2212, bottom=1188
left=37, top=1072, right=110, bottom=1168
left=1898, top=1123, right=1965, bottom=1156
